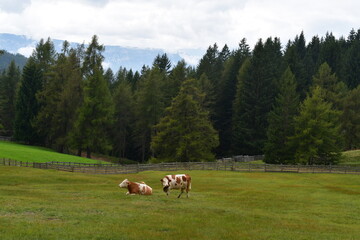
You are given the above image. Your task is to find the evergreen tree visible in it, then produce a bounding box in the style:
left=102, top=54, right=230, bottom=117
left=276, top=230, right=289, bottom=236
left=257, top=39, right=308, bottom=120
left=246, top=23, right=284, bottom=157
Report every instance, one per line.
left=153, top=53, right=171, bottom=74
left=73, top=68, right=113, bottom=158
left=264, top=67, right=299, bottom=164
left=304, top=35, right=321, bottom=84
left=216, top=39, right=250, bottom=156
left=14, top=58, right=43, bottom=144
left=284, top=32, right=309, bottom=99
left=112, top=81, right=135, bottom=159
left=54, top=49, right=83, bottom=153
left=232, top=38, right=284, bottom=155
left=291, top=86, right=343, bottom=165
left=196, top=43, right=225, bottom=114
left=82, top=35, right=105, bottom=77
left=32, top=38, right=56, bottom=75
left=232, top=58, right=250, bottom=154
left=0, top=61, right=21, bottom=136
left=319, top=33, right=343, bottom=77
left=165, top=60, right=187, bottom=105
left=134, top=67, right=165, bottom=162
left=35, top=46, right=83, bottom=152
left=104, top=68, right=115, bottom=89
left=198, top=73, right=215, bottom=112
left=343, top=30, right=360, bottom=88
left=342, top=85, right=360, bottom=150
left=72, top=36, right=113, bottom=158
left=312, top=62, right=347, bottom=110
left=151, top=78, right=219, bottom=162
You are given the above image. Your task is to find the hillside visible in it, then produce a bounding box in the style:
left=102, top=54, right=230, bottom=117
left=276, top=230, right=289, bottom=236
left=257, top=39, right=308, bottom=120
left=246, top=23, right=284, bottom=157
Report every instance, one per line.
left=341, top=150, right=360, bottom=165
left=0, top=141, right=107, bottom=164
left=0, top=51, right=27, bottom=70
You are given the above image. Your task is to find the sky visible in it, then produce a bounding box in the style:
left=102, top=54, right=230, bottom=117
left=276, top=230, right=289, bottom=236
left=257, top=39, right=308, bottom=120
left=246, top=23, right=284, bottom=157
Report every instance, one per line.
left=0, top=0, right=359, bottom=59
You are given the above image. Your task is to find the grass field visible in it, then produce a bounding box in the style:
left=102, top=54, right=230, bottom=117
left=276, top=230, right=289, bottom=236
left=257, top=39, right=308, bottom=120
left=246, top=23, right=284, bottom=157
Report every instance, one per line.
left=341, top=150, right=360, bottom=165
left=0, top=167, right=359, bottom=240
left=0, top=141, right=106, bottom=164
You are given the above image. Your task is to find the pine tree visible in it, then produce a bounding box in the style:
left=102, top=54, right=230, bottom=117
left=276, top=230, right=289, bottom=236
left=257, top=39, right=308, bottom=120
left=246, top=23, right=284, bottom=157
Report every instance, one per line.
left=196, top=43, right=225, bottom=119
left=153, top=53, right=171, bottom=74
left=164, top=60, right=187, bottom=106
left=342, top=85, right=360, bottom=150
left=343, top=31, right=360, bottom=88
left=0, top=61, right=21, bottom=136
left=231, top=38, right=284, bottom=155
left=291, top=86, right=343, bottom=165
left=14, top=58, right=43, bottom=144
left=134, top=67, right=165, bottom=162
left=198, top=73, right=215, bottom=113
left=71, top=35, right=113, bottom=158
left=216, top=39, right=250, bottom=156
left=151, top=78, right=219, bottom=162
left=284, top=32, right=309, bottom=100
left=319, top=33, right=343, bottom=77
left=112, top=81, right=135, bottom=159
left=104, top=68, right=115, bottom=89
left=312, top=62, right=347, bottom=110
left=73, top=68, right=113, bottom=158
left=264, top=67, right=299, bottom=164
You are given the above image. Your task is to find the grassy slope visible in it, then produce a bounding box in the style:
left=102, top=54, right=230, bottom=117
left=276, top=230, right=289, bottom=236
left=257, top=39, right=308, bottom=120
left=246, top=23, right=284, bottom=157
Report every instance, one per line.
left=340, top=149, right=360, bottom=165
left=0, top=141, right=105, bottom=164
left=0, top=167, right=359, bottom=240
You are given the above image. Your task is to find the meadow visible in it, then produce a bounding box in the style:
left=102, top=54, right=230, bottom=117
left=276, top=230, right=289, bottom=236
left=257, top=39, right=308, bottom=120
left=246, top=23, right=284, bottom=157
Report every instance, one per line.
left=0, top=141, right=105, bottom=164
left=0, top=166, right=359, bottom=240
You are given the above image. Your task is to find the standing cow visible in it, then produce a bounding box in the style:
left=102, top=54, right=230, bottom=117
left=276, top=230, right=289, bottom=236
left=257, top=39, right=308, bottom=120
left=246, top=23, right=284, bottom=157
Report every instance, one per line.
left=119, top=179, right=152, bottom=195
left=160, top=174, right=191, bottom=198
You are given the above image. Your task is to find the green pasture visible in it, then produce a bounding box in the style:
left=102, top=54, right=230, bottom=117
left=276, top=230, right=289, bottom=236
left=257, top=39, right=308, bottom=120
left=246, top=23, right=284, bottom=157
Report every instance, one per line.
left=341, top=149, right=360, bottom=165
left=0, top=167, right=359, bottom=240
left=0, top=141, right=106, bottom=164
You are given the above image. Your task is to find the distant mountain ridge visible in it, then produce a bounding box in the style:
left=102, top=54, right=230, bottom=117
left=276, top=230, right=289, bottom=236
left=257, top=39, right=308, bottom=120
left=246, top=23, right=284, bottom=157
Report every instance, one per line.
left=0, top=33, right=203, bottom=71
left=0, top=51, right=27, bottom=70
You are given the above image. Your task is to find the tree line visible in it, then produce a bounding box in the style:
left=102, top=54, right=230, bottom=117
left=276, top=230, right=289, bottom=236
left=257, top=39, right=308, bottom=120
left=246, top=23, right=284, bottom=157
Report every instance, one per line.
left=0, top=29, right=359, bottom=165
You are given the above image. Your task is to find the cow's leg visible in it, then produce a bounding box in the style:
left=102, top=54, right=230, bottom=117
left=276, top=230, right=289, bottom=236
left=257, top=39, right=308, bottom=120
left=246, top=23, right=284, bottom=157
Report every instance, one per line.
left=178, top=189, right=184, bottom=198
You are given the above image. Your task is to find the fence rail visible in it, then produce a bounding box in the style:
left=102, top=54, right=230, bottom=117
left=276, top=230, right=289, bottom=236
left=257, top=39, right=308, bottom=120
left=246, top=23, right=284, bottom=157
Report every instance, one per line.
left=1, top=158, right=360, bottom=175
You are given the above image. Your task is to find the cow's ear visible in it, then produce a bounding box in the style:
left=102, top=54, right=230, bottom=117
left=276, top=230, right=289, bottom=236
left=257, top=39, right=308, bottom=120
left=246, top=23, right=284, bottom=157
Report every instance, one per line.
left=160, top=179, right=163, bottom=182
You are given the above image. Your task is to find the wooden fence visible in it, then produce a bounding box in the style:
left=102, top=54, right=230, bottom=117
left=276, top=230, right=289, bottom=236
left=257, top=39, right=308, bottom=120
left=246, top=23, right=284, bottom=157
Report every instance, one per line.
left=1, top=158, right=360, bottom=175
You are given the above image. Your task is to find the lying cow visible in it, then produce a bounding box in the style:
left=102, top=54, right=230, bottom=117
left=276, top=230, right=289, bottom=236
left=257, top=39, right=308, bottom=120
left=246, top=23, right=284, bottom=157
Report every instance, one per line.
left=119, top=179, right=152, bottom=195
left=160, top=174, right=191, bottom=198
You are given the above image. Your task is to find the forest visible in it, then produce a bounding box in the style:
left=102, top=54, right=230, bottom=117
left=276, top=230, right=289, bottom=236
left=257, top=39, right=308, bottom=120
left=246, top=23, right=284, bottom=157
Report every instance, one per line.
left=0, top=29, right=359, bottom=165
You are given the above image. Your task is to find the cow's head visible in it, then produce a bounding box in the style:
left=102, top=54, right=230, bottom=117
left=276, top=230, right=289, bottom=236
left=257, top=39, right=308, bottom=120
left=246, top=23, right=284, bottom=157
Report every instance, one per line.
left=160, top=177, right=170, bottom=192
left=119, top=179, right=130, bottom=188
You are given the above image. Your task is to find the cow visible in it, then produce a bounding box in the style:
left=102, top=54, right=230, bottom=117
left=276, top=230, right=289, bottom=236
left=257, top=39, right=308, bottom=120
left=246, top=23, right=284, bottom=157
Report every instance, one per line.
left=160, top=174, right=191, bottom=198
left=119, top=179, right=152, bottom=195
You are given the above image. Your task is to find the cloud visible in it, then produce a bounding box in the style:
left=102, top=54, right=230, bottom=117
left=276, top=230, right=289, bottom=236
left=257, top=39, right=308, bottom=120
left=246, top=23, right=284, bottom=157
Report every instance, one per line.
left=0, top=0, right=359, bottom=54
left=17, top=45, right=35, bottom=57
left=0, top=0, right=31, bottom=13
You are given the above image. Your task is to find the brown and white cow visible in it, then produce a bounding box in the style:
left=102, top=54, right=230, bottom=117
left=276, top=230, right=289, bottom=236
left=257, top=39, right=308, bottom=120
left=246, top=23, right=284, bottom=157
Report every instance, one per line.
left=160, top=174, right=191, bottom=198
left=119, top=179, right=152, bottom=195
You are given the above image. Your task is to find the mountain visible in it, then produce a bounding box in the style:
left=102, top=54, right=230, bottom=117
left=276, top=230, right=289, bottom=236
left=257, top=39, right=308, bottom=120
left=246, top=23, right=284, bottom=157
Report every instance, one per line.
left=0, top=51, right=27, bottom=71
left=0, top=33, right=203, bottom=71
